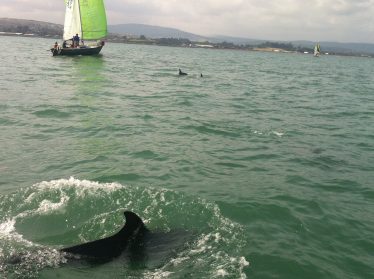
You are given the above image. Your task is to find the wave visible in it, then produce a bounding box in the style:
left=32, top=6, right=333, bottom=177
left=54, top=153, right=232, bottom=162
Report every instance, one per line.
left=0, top=178, right=248, bottom=278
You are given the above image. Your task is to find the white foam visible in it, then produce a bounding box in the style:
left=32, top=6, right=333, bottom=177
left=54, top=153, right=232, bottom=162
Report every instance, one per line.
left=214, top=232, right=221, bottom=243
left=0, top=219, right=16, bottom=236
left=239, top=256, right=249, bottom=267
left=36, top=195, right=69, bottom=214
left=35, top=177, right=124, bottom=192
left=0, top=218, right=33, bottom=246
left=254, top=129, right=285, bottom=137
left=169, top=256, right=189, bottom=266
left=273, top=131, right=284, bottom=137
left=190, top=233, right=212, bottom=254
left=216, top=269, right=229, bottom=276
left=25, top=192, right=36, bottom=203
left=145, top=270, right=174, bottom=279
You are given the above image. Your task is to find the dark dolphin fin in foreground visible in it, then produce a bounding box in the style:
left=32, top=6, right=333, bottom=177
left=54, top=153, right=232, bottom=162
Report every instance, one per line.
left=60, top=211, right=195, bottom=268
left=4, top=211, right=195, bottom=275
left=60, top=211, right=148, bottom=261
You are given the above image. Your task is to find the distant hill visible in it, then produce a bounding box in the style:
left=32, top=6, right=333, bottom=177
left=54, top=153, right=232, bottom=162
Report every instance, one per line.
left=210, top=35, right=265, bottom=45
left=2, top=18, right=374, bottom=55
left=108, top=23, right=209, bottom=42
left=213, top=36, right=374, bottom=55
left=0, top=18, right=62, bottom=36
left=110, top=23, right=374, bottom=54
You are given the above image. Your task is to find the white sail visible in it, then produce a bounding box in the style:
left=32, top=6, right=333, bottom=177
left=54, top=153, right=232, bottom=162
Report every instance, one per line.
left=63, top=0, right=82, bottom=41
left=314, top=44, right=321, bottom=57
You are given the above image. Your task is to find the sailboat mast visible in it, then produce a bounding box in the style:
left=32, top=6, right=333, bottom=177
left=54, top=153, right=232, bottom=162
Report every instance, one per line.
left=77, top=0, right=83, bottom=40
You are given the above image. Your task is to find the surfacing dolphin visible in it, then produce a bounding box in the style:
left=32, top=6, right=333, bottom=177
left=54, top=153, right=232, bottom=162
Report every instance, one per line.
left=60, top=211, right=148, bottom=262
left=179, top=69, right=188, bottom=76
left=4, top=211, right=194, bottom=274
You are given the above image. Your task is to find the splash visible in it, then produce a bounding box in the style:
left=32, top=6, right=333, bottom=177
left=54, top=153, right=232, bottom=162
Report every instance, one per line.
left=0, top=178, right=248, bottom=278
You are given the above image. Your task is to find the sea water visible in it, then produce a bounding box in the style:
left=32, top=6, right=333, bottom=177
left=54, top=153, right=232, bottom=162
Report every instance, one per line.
left=0, top=36, right=373, bottom=278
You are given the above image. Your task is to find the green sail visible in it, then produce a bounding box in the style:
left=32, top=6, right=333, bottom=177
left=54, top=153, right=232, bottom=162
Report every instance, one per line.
left=79, top=0, right=107, bottom=40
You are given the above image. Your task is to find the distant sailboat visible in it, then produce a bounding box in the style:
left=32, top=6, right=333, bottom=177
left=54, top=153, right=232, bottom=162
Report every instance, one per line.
left=51, top=0, right=108, bottom=56
left=314, top=43, right=321, bottom=57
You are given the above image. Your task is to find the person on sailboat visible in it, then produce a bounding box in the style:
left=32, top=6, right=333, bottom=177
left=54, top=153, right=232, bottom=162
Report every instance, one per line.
left=62, top=41, right=67, bottom=48
left=73, top=34, right=80, bottom=47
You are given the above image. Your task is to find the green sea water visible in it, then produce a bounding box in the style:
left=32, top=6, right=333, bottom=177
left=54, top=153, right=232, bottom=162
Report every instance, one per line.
left=0, top=36, right=373, bottom=278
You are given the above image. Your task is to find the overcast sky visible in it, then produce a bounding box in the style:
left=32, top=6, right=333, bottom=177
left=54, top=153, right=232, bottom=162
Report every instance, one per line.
left=1, top=0, right=374, bottom=43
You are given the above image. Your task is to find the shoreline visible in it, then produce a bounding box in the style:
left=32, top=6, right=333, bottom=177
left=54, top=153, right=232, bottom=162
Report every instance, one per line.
left=1, top=32, right=373, bottom=58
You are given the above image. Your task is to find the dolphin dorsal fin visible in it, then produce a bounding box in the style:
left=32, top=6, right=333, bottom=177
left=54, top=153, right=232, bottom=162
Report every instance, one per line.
left=117, top=211, right=147, bottom=237
left=124, top=211, right=145, bottom=226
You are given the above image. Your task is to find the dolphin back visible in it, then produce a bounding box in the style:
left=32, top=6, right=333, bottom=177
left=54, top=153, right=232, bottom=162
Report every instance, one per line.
left=61, top=211, right=147, bottom=260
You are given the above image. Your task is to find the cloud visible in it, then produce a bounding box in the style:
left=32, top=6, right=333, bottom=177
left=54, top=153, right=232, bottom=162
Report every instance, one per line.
left=1, top=0, right=374, bottom=43
left=0, top=0, right=64, bottom=23
left=105, top=0, right=374, bottom=42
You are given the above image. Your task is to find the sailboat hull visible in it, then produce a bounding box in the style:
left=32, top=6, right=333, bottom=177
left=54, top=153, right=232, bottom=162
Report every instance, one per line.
left=51, top=46, right=103, bottom=56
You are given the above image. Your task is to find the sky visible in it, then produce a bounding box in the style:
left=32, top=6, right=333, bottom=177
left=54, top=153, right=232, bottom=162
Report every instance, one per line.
left=1, top=0, right=374, bottom=43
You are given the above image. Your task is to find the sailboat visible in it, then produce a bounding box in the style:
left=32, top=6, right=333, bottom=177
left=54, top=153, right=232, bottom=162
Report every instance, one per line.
left=51, top=0, right=107, bottom=56
left=314, top=43, right=321, bottom=57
